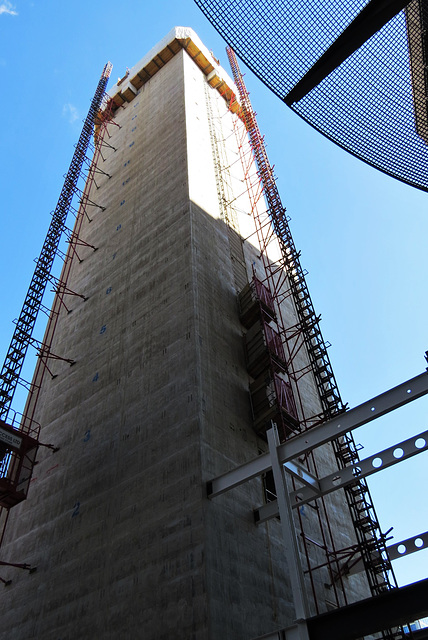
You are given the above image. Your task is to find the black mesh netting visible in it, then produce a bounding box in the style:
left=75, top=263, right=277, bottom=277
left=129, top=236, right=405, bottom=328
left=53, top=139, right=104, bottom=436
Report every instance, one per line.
left=195, top=0, right=428, bottom=192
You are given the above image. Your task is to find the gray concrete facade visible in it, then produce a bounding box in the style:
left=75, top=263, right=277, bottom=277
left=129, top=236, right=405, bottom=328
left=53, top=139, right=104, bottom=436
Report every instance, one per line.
left=0, top=28, right=372, bottom=640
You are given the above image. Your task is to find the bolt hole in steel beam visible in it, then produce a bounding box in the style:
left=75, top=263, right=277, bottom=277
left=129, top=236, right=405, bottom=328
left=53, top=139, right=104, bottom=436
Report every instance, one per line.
left=288, top=428, right=428, bottom=508
left=264, top=424, right=428, bottom=520
left=387, top=531, right=428, bottom=561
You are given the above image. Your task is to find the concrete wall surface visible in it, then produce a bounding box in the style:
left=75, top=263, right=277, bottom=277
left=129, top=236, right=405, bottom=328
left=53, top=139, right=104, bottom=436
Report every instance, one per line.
left=0, top=34, right=372, bottom=640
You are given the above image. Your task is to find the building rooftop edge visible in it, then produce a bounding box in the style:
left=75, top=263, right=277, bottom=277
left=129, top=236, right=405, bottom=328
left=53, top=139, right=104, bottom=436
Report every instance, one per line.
left=106, top=26, right=241, bottom=116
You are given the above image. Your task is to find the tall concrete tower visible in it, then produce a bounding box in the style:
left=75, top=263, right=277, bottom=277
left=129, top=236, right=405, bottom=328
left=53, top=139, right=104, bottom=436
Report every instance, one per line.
left=0, top=27, right=388, bottom=640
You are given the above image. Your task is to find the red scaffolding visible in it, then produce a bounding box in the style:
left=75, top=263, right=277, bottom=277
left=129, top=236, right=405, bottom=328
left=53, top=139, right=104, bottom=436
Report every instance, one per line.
left=226, top=46, right=399, bottom=631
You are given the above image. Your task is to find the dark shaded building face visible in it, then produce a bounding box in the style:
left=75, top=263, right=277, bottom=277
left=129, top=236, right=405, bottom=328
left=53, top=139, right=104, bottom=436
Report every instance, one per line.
left=0, top=28, right=374, bottom=640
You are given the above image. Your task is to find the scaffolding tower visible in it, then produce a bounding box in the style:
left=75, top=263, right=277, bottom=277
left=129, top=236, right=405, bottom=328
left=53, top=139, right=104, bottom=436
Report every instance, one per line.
left=0, top=62, right=116, bottom=572
left=226, top=47, right=400, bottom=635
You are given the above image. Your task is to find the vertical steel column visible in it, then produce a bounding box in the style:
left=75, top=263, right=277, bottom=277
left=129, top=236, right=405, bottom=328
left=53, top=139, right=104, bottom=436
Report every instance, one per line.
left=226, top=48, right=399, bottom=633
left=267, top=425, right=310, bottom=640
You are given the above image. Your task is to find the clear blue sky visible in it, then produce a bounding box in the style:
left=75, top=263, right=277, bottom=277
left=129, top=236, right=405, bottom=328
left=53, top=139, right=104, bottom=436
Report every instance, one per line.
left=0, top=0, right=427, bottom=588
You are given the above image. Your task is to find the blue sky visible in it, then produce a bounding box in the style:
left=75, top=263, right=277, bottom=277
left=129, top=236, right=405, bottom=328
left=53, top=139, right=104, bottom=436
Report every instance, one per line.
left=0, top=0, right=427, bottom=588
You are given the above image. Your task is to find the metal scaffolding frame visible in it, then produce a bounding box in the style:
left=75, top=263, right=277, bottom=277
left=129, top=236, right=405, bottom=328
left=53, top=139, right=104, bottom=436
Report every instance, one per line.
left=0, top=62, right=113, bottom=423
left=207, top=373, right=428, bottom=638
left=225, top=46, right=405, bottom=632
left=0, top=62, right=116, bottom=578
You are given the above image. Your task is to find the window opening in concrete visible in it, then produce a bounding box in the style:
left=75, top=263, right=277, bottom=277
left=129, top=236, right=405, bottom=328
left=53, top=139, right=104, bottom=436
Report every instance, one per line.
left=263, top=469, right=277, bottom=503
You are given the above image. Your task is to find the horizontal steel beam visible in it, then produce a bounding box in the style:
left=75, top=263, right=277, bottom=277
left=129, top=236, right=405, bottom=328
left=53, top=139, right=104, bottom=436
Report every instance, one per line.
left=206, top=450, right=271, bottom=498
left=253, top=578, right=428, bottom=640
left=388, top=530, right=428, bottom=561
left=207, top=371, right=428, bottom=498
left=254, top=499, right=279, bottom=524
left=305, top=577, right=428, bottom=640
left=292, top=428, right=427, bottom=504
left=255, top=428, right=428, bottom=522
left=277, top=372, right=428, bottom=464
left=345, top=530, right=428, bottom=576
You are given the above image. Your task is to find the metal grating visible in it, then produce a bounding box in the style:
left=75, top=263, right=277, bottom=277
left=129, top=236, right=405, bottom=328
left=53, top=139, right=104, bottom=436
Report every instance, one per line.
left=195, top=0, right=428, bottom=192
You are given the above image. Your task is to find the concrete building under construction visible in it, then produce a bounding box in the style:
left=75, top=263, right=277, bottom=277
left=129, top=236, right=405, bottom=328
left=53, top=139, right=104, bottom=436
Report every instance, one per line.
left=0, top=27, right=408, bottom=640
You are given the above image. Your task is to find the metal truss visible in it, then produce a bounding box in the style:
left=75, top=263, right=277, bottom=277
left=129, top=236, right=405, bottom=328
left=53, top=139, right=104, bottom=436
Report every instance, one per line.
left=227, top=46, right=345, bottom=422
